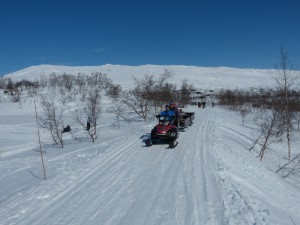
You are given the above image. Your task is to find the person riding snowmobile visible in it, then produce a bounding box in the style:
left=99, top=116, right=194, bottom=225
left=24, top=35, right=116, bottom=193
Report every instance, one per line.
left=146, top=104, right=178, bottom=148
left=159, top=104, right=175, bottom=123
left=169, top=101, right=179, bottom=128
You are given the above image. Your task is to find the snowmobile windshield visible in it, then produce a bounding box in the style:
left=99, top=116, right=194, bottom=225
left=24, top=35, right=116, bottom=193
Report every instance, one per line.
left=159, top=116, right=170, bottom=125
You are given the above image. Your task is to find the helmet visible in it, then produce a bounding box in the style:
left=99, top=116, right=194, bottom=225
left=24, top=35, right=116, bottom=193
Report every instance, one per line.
left=169, top=101, right=174, bottom=105
left=165, top=104, right=170, bottom=109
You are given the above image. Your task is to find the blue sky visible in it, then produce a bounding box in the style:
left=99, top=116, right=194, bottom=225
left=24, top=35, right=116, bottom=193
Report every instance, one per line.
left=0, top=0, right=300, bottom=76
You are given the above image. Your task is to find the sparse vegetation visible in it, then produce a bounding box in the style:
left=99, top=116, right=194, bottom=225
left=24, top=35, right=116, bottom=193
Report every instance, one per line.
left=0, top=70, right=195, bottom=146
left=216, top=48, right=300, bottom=181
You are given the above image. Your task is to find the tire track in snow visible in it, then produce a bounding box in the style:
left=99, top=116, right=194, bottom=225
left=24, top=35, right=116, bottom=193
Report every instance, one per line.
left=188, top=108, right=223, bottom=224
left=3, top=135, right=142, bottom=225
left=214, top=109, right=271, bottom=225
left=163, top=108, right=224, bottom=225
left=2, top=108, right=226, bottom=225
left=1, top=135, right=138, bottom=217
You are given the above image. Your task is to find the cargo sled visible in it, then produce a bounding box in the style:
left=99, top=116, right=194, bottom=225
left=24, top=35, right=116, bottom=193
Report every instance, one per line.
left=178, top=110, right=195, bottom=130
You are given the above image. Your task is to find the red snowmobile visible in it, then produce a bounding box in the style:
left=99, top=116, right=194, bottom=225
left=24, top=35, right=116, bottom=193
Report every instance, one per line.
left=145, top=115, right=178, bottom=148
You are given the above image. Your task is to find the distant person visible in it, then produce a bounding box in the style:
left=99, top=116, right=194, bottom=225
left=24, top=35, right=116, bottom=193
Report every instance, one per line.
left=198, top=101, right=201, bottom=108
left=86, top=117, right=91, bottom=131
left=61, top=125, right=71, bottom=133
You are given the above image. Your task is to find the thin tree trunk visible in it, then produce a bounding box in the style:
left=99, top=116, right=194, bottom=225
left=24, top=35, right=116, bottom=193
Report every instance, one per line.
left=34, top=100, right=46, bottom=179
left=259, top=135, right=269, bottom=161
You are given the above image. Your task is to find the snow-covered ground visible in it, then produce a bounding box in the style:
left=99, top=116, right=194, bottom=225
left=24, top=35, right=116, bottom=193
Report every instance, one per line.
left=0, top=65, right=300, bottom=225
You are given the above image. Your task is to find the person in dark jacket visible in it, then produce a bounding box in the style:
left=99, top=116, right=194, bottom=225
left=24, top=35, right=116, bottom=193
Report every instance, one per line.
left=87, top=117, right=91, bottom=131
left=61, top=125, right=71, bottom=133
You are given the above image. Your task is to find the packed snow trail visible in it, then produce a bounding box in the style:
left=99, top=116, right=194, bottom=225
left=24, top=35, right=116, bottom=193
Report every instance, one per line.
left=2, top=107, right=299, bottom=225
left=0, top=107, right=226, bottom=225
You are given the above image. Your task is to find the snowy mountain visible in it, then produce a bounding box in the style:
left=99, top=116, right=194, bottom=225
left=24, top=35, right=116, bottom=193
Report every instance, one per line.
left=0, top=65, right=299, bottom=225
left=4, top=64, right=275, bottom=90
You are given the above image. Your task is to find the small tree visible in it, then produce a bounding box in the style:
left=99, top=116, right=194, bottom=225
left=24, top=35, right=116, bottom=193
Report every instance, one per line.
left=106, top=69, right=178, bottom=122
left=75, top=73, right=86, bottom=93
left=273, top=47, right=300, bottom=158
left=73, top=89, right=102, bottom=142
left=275, top=153, right=300, bottom=178
left=256, top=109, right=284, bottom=161
left=39, top=97, right=65, bottom=148
left=106, top=76, right=154, bottom=122
left=107, top=102, right=132, bottom=126
left=239, top=105, right=251, bottom=126
left=178, top=78, right=194, bottom=106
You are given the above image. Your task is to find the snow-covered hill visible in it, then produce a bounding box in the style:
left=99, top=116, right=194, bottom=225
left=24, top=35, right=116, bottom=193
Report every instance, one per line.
left=4, top=64, right=275, bottom=90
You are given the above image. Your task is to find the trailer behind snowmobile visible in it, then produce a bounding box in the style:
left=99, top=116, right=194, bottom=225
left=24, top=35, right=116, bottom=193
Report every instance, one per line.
left=178, top=110, right=195, bottom=130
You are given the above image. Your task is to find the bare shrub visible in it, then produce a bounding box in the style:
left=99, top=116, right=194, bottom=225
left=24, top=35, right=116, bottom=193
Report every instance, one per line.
left=256, top=109, right=284, bottom=161
left=39, top=97, right=65, bottom=148
left=106, top=69, right=177, bottom=122
left=276, top=153, right=300, bottom=179
left=73, top=89, right=102, bottom=142
left=273, top=47, right=300, bottom=158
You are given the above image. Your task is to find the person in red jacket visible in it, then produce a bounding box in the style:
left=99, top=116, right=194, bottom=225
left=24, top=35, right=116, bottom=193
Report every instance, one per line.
left=169, top=101, right=179, bottom=128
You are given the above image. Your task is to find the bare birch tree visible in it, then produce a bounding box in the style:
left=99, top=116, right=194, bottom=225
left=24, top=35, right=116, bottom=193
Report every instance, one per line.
left=39, top=97, right=65, bottom=148
left=273, top=47, right=300, bottom=158
left=275, top=153, right=300, bottom=178
left=257, top=109, right=284, bottom=160
left=73, top=89, right=102, bottom=142
left=178, top=78, right=194, bottom=106
left=239, top=105, right=252, bottom=126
